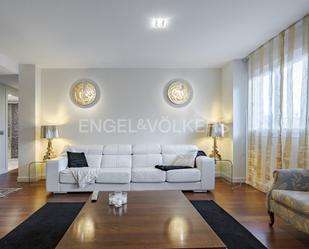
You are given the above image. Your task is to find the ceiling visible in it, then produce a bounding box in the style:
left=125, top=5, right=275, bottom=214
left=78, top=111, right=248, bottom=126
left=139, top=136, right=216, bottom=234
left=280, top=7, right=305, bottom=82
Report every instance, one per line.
left=0, top=0, right=308, bottom=68
left=0, top=74, right=18, bottom=89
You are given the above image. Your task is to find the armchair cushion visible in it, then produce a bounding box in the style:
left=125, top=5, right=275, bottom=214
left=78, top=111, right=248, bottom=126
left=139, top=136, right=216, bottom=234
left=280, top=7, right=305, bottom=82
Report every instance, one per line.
left=272, top=169, right=309, bottom=192
left=272, top=190, right=309, bottom=215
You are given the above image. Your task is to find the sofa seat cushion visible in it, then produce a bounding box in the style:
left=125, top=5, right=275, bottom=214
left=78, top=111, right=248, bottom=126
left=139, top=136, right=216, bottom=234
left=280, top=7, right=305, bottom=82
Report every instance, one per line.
left=96, top=168, right=131, bottom=184
left=166, top=168, right=201, bottom=183
left=59, top=168, right=131, bottom=184
left=271, top=190, right=309, bottom=215
left=132, top=167, right=166, bottom=183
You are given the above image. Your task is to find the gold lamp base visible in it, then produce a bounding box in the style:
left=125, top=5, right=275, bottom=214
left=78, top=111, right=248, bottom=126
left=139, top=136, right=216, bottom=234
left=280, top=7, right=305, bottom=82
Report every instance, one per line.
left=209, top=137, right=222, bottom=161
left=43, top=139, right=56, bottom=161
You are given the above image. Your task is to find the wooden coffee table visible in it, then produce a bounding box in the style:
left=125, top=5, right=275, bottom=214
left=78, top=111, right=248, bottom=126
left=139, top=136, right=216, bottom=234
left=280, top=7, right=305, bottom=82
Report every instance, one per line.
left=56, top=191, right=226, bottom=249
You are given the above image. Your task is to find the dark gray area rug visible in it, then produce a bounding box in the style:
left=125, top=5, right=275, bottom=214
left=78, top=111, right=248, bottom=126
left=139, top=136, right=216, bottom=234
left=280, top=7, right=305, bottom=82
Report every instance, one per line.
left=0, top=202, right=84, bottom=249
left=191, top=200, right=268, bottom=249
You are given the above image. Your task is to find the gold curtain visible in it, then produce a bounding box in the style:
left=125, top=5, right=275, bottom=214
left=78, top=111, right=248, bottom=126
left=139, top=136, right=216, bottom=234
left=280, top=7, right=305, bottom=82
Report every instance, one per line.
left=247, top=15, right=309, bottom=192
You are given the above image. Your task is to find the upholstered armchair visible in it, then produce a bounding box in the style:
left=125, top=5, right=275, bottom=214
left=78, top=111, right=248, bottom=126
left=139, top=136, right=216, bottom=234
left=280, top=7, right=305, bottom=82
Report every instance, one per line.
left=267, top=169, right=309, bottom=234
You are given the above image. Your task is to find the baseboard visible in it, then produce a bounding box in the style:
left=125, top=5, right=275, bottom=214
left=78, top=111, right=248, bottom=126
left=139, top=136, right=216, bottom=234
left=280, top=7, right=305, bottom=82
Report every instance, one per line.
left=215, top=171, right=221, bottom=177
left=17, top=176, right=45, bottom=182
left=232, top=176, right=246, bottom=183
left=0, top=168, right=7, bottom=175
left=219, top=172, right=246, bottom=183
left=17, top=176, right=32, bottom=182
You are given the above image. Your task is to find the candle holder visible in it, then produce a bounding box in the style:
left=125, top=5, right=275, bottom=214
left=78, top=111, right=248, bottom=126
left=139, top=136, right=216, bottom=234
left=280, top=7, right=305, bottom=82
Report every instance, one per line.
left=108, top=192, right=128, bottom=207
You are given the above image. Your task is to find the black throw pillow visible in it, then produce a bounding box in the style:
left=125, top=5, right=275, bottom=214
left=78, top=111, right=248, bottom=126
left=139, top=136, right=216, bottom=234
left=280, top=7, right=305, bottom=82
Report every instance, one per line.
left=155, top=165, right=192, bottom=171
left=194, top=150, right=207, bottom=168
left=67, top=151, right=88, bottom=168
left=197, top=150, right=207, bottom=157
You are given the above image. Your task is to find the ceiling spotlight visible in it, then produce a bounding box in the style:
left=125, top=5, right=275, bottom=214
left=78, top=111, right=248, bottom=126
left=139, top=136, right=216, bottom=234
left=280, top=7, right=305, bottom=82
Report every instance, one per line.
left=152, top=18, right=168, bottom=29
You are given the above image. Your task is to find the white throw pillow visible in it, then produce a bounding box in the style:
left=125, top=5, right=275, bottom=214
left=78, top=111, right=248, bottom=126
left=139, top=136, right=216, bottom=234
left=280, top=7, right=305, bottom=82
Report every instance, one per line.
left=172, top=154, right=195, bottom=167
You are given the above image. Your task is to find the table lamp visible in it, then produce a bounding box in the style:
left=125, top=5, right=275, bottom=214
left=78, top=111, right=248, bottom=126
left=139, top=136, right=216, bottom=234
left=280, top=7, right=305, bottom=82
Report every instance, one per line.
left=207, top=123, right=224, bottom=160
left=41, top=125, right=59, bottom=160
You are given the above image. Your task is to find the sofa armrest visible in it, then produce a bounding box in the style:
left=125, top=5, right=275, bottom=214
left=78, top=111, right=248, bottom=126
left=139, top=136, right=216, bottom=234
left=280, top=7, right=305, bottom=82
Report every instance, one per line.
left=46, top=156, right=68, bottom=192
left=196, top=156, right=215, bottom=190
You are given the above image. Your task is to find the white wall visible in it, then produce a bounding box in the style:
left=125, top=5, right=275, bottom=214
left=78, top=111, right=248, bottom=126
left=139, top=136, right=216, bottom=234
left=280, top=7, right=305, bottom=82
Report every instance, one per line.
left=0, top=84, right=7, bottom=174
left=220, top=63, right=233, bottom=161
left=219, top=60, right=248, bottom=182
left=40, top=68, right=222, bottom=155
left=232, top=60, right=248, bottom=181
left=0, top=54, right=18, bottom=74
left=18, top=65, right=41, bottom=182
left=0, top=83, right=18, bottom=175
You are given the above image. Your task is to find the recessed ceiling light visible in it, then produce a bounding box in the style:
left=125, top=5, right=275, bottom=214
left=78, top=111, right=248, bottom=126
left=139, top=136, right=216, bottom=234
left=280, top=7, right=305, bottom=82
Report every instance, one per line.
left=152, top=18, right=168, bottom=29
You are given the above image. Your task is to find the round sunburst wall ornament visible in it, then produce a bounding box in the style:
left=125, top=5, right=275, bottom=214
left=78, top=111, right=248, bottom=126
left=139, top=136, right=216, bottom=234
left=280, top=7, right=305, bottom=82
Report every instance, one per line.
left=70, top=79, right=100, bottom=108
left=167, top=79, right=193, bottom=106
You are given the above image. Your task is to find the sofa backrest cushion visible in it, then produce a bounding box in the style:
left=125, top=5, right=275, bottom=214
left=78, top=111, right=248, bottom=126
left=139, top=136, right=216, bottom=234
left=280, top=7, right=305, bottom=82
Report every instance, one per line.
left=69, top=145, right=103, bottom=155
left=132, top=154, right=163, bottom=168
left=132, top=144, right=161, bottom=154
left=161, top=144, right=198, bottom=154
left=103, top=144, right=132, bottom=155
left=101, top=155, right=132, bottom=168
left=161, top=144, right=198, bottom=165
left=101, top=144, right=132, bottom=168
left=132, top=144, right=162, bottom=168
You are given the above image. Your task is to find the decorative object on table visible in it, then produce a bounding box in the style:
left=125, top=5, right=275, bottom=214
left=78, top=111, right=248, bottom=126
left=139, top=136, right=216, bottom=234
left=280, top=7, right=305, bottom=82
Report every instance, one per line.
left=0, top=188, right=21, bottom=198
left=207, top=123, right=224, bottom=160
left=166, top=79, right=193, bottom=106
left=41, top=125, right=59, bottom=160
left=70, top=79, right=100, bottom=108
left=109, top=192, right=127, bottom=207
left=108, top=204, right=127, bottom=216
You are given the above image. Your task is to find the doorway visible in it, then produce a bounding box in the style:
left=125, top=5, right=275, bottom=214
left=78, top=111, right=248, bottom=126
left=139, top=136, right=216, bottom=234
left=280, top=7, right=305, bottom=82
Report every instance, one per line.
left=7, top=94, right=18, bottom=171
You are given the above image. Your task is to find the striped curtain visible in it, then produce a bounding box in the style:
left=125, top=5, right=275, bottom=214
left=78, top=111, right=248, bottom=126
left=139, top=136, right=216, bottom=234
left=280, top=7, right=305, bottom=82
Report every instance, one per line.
left=247, top=15, right=309, bottom=192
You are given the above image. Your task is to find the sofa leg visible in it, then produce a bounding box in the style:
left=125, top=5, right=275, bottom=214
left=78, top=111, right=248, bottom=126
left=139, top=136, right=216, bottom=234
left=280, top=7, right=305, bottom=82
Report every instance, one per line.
left=268, top=211, right=274, bottom=226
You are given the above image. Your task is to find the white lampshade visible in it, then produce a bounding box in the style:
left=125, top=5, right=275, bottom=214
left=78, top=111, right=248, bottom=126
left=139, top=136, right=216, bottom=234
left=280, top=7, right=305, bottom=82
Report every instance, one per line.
left=207, top=123, right=224, bottom=138
left=41, top=125, right=59, bottom=139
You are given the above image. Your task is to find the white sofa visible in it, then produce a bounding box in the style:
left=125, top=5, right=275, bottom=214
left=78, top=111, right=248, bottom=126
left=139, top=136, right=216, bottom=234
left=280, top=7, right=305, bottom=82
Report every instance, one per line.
left=46, top=144, right=215, bottom=193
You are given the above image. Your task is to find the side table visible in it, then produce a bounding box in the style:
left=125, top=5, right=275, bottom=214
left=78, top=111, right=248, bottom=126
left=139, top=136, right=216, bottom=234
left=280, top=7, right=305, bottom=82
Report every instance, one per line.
left=216, top=159, right=242, bottom=189
left=28, top=161, right=46, bottom=183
